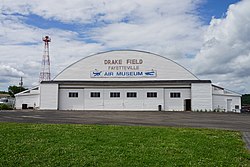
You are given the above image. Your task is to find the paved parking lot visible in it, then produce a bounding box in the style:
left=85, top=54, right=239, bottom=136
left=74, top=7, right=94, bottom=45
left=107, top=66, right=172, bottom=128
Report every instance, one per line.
left=0, top=110, right=250, bottom=130
left=0, top=110, right=250, bottom=150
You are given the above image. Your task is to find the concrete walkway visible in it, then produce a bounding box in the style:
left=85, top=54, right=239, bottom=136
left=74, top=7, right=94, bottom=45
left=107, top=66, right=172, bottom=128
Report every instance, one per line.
left=0, top=110, right=250, bottom=151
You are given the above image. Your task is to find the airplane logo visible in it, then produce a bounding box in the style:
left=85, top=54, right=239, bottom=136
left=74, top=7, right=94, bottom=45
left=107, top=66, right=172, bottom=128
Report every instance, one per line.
left=144, top=70, right=156, bottom=76
left=92, top=70, right=102, bottom=77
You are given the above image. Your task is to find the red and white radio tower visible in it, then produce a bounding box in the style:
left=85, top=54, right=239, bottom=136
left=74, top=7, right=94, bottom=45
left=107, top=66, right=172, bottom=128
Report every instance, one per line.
left=39, top=36, right=51, bottom=82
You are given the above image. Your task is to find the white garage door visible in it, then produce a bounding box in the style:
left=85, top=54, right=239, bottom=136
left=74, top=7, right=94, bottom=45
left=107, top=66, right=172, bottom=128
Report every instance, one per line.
left=59, top=89, right=84, bottom=110
left=85, top=88, right=163, bottom=111
left=59, top=88, right=164, bottom=111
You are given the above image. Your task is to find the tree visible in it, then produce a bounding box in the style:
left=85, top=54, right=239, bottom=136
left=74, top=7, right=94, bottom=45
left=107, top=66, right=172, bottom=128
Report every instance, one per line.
left=0, top=91, right=9, bottom=94
left=8, top=85, right=27, bottom=97
left=242, top=94, right=250, bottom=105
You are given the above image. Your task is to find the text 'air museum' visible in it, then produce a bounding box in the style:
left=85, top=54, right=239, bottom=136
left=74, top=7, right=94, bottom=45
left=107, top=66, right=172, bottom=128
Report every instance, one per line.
left=15, top=50, right=241, bottom=112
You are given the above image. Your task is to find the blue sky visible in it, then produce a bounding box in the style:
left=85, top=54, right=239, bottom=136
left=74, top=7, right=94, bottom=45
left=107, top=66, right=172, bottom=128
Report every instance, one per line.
left=200, top=0, right=240, bottom=19
left=1, top=0, right=250, bottom=93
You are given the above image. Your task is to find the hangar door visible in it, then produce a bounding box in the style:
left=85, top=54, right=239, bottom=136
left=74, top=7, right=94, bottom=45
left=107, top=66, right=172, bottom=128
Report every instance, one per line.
left=59, top=89, right=84, bottom=110
left=84, top=88, right=164, bottom=111
left=59, top=88, right=164, bottom=111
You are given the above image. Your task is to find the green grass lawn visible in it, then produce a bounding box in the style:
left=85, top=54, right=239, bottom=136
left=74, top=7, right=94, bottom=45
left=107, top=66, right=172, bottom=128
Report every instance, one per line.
left=0, top=123, right=249, bottom=167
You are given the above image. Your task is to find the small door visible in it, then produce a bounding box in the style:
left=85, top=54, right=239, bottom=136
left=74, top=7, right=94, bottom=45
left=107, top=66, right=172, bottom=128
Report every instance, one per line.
left=227, top=99, right=232, bottom=112
left=184, top=99, right=191, bottom=111
left=22, top=104, right=28, bottom=109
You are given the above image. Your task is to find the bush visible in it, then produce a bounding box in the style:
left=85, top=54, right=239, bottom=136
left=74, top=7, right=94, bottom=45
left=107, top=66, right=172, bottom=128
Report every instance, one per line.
left=0, top=104, right=13, bottom=110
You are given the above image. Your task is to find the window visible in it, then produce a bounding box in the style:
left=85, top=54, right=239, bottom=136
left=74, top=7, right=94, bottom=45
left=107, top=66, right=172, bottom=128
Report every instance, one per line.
left=147, top=92, right=157, bottom=98
left=170, top=92, right=181, bottom=98
left=69, top=92, right=78, bottom=98
left=90, top=92, right=100, bottom=98
left=235, top=105, right=239, bottom=109
left=110, top=92, right=120, bottom=98
left=127, top=92, right=137, bottom=98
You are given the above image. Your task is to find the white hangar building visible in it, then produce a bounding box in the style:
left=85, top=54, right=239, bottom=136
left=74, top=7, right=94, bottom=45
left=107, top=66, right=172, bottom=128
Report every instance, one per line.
left=15, top=50, right=241, bottom=112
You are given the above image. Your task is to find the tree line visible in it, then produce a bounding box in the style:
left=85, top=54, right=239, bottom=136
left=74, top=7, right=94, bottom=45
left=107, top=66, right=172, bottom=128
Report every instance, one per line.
left=1, top=86, right=27, bottom=97
left=242, top=94, right=250, bottom=105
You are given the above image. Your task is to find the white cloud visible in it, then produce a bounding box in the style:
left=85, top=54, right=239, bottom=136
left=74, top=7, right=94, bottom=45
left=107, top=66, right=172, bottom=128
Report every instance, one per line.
left=192, top=0, right=250, bottom=93
left=0, top=65, right=25, bottom=78
left=88, top=0, right=205, bottom=60
left=2, top=0, right=249, bottom=94
left=1, top=0, right=202, bottom=24
left=0, top=0, right=207, bottom=91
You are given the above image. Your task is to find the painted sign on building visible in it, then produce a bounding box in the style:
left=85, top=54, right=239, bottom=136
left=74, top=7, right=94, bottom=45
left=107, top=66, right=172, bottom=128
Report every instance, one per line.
left=91, top=70, right=157, bottom=78
left=90, top=58, right=157, bottom=78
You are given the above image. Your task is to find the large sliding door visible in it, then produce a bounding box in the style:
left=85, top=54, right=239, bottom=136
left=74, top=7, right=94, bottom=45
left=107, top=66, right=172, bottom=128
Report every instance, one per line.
left=103, top=89, right=124, bottom=110
left=59, top=89, right=84, bottom=110
left=59, top=88, right=164, bottom=111
left=123, top=89, right=144, bottom=110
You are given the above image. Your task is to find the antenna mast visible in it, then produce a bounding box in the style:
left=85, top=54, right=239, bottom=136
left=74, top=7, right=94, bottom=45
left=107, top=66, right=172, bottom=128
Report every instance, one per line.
left=39, top=36, right=51, bottom=82
left=19, top=77, right=23, bottom=91
left=19, top=77, right=23, bottom=87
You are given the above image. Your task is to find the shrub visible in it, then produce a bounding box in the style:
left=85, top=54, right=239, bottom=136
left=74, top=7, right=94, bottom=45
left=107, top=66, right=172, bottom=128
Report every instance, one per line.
left=0, top=104, right=13, bottom=110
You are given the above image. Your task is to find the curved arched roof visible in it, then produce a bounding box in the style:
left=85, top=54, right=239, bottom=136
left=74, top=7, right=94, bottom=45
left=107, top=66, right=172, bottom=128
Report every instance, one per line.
left=54, top=50, right=198, bottom=81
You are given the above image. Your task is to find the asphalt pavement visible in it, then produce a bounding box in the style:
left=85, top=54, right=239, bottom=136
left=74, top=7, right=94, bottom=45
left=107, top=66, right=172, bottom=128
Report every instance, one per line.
left=0, top=110, right=250, bottom=150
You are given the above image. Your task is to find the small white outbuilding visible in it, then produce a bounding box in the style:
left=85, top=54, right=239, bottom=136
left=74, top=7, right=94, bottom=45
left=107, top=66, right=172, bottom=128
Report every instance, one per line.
left=15, top=50, right=241, bottom=112
left=15, top=86, right=40, bottom=109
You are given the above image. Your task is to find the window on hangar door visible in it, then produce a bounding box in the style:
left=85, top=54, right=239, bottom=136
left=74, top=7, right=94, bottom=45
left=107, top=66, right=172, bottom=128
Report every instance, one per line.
left=127, top=92, right=137, bottom=98
left=147, top=92, right=157, bottom=98
left=90, top=92, right=101, bottom=98
left=110, top=92, right=120, bottom=98
left=170, top=92, right=181, bottom=98
left=69, top=92, right=78, bottom=98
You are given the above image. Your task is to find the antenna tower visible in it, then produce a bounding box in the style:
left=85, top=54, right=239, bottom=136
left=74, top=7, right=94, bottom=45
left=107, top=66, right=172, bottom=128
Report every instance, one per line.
left=39, top=36, right=51, bottom=82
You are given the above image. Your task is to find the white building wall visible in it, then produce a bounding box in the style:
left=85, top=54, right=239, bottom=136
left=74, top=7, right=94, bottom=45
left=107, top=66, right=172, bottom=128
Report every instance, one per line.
left=191, top=83, right=212, bottom=111
left=40, top=83, right=59, bottom=110
left=59, top=89, right=84, bottom=110
left=164, top=88, right=191, bottom=111
left=56, top=86, right=241, bottom=112
left=212, top=94, right=241, bottom=113
left=15, top=94, right=40, bottom=109
left=212, top=95, right=226, bottom=112
left=230, top=96, right=241, bottom=113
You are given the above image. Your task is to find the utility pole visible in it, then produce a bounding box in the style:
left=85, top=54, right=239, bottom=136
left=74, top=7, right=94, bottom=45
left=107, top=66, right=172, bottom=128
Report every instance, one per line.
left=19, top=77, right=23, bottom=91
